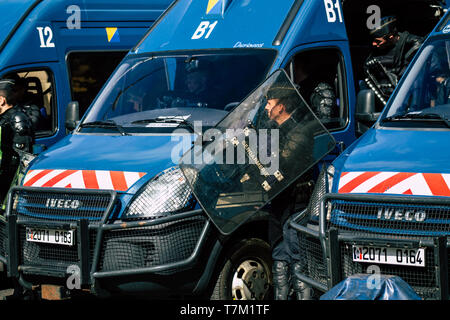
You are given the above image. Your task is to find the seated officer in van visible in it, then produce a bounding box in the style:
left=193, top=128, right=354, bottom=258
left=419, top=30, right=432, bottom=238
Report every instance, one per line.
left=185, top=68, right=208, bottom=98
left=158, top=61, right=223, bottom=109
left=292, top=54, right=338, bottom=122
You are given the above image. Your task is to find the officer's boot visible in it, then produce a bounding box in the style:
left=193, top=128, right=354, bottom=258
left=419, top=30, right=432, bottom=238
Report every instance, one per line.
left=291, top=262, right=314, bottom=300
left=272, top=260, right=290, bottom=300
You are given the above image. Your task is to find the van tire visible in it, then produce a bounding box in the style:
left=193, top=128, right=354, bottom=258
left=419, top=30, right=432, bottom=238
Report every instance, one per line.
left=210, top=238, right=272, bottom=300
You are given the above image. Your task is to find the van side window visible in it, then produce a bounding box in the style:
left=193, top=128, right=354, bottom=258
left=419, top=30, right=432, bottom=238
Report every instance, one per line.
left=285, top=48, right=348, bottom=130
left=67, top=51, right=127, bottom=116
left=4, top=69, right=56, bottom=137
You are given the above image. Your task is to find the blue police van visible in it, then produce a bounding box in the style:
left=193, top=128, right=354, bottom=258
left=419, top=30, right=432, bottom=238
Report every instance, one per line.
left=0, top=0, right=170, bottom=150
left=1, top=0, right=444, bottom=300
left=291, top=8, right=450, bottom=300
left=0, top=0, right=171, bottom=291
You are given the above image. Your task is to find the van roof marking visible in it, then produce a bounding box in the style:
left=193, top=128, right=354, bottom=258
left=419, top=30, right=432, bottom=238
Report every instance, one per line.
left=206, top=0, right=221, bottom=14
left=106, top=27, right=120, bottom=43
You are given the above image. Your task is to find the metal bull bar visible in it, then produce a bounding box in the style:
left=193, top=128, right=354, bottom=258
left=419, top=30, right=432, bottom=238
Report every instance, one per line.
left=5, top=186, right=118, bottom=285
left=4, top=185, right=211, bottom=296
left=290, top=193, right=450, bottom=300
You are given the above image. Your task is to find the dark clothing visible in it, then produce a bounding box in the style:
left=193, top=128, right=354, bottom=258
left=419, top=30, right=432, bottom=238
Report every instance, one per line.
left=0, top=107, right=34, bottom=201
left=278, top=112, right=315, bottom=171
left=271, top=214, right=301, bottom=261
left=17, top=103, right=42, bottom=131
left=378, top=32, right=422, bottom=77
left=267, top=112, right=318, bottom=251
left=267, top=81, right=332, bottom=253
left=364, top=32, right=423, bottom=100
left=297, top=79, right=338, bottom=121
left=310, top=82, right=338, bottom=119
left=268, top=111, right=318, bottom=300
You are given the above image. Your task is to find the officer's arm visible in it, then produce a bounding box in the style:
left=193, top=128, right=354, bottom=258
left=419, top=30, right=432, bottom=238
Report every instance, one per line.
left=9, top=111, right=33, bottom=151
left=404, top=36, right=424, bottom=63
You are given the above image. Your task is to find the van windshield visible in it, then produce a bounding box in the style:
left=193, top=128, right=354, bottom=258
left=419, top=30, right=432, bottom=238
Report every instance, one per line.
left=80, top=50, right=276, bottom=134
left=382, top=39, right=450, bottom=129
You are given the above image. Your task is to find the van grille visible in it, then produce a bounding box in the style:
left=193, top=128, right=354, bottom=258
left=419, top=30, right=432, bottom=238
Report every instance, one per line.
left=327, top=200, right=450, bottom=239
left=10, top=188, right=114, bottom=224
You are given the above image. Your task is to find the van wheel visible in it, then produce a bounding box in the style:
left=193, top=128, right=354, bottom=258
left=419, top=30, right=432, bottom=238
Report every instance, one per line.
left=211, top=238, right=272, bottom=300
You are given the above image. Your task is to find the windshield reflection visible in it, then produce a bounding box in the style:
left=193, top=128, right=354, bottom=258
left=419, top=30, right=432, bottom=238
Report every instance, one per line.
left=384, top=39, right=450, bottom=127
left=80, top=50, right=276, bottom=134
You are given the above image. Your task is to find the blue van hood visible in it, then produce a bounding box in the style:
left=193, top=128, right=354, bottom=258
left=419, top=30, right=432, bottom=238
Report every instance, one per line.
left=335, top=128, right=450, bottom=196
left=0, top=0, right=36, bottom=50
left=25, top=134, right=193, bottom=191
left=338, top=129, right=450, bottom=173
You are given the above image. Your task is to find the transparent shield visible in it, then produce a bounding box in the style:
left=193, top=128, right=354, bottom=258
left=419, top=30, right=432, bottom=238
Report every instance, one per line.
left=180, top=70, right=336, bottom=234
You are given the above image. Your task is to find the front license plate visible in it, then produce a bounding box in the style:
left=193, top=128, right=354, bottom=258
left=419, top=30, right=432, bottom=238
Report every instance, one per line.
left=352, top=245, right=425, bottom=267
left=26, top=228, right=75, bottom=246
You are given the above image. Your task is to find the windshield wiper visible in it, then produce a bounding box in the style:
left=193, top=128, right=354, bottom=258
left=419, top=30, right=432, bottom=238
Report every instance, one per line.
left=382, top=113, right=450, bottom=128
left=79, top=120, right=130, bottom=136
left=131, top=117, right=195, bottom=132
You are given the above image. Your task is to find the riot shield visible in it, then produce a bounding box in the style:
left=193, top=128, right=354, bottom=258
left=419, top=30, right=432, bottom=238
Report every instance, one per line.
left=180, top=69, right=336, bottom=235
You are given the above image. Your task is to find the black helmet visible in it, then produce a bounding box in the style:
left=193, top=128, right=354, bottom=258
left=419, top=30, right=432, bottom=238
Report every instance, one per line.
left=265, top=85, right=300, bottom=114
left=265, top=86, right=297, bottom=100
left=370, top=16, right=398, bottom=39
left=0, top=79, right=15, bottom=91
left=0, top=79, right=16, bottom=104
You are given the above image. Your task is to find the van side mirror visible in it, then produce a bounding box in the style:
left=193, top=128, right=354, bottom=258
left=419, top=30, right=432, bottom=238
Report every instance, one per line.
left=65, top=101, right=80, bottom=133
left=355, top=90, right=380, bottom=136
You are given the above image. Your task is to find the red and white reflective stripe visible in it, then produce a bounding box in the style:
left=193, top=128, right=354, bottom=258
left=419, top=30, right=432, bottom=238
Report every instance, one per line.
left=23, top=169, right=147, bottom=191
left=338, top=171, right=450, bottom=197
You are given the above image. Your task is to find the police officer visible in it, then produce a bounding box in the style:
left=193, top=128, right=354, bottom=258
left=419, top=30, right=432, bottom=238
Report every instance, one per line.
left=364, top=16, right=423, bottom=104
left=264, top=85, right=320, bottom=300
left=0, top=79, right=34, bottom=203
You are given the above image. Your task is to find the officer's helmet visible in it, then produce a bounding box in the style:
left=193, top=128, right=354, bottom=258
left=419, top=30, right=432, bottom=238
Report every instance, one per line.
left=370, top=16, right=398, bottom=39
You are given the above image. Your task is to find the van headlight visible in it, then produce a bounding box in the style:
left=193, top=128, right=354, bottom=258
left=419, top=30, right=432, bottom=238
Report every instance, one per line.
left=308, top=165, right=334, bottom=221
left=123, top=166, right=194, bottom=220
